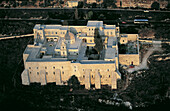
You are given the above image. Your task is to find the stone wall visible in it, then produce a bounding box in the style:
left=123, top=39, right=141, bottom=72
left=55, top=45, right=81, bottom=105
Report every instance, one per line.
left=23, top=61, right=121, bottom=88
left=119, top=54, right=140, bottom=66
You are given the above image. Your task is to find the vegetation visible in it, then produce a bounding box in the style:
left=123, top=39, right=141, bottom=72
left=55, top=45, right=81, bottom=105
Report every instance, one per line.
left=118, top=43, right=126, bottom=54
left=154, top=26, right=170, bottom=40
left=119, top=44, right=170, bottom=108
left=136, top=26, right=155, bottom=38
left=103, top=0, right=117, bottom=8
left=151, top=1, right=160, bottom=10
left=94, top=28, right=103, bottom=54
left=67, top=75, right=80, bottom=89
left=77, top=1, right=84, bottom=8
left=0, top=21, right=34, bottom=35
left=162, top=43, right=170, bottom=54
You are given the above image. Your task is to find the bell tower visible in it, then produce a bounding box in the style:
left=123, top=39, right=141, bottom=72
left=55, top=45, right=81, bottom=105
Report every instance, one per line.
left=60, top=40, right=67, bottom=58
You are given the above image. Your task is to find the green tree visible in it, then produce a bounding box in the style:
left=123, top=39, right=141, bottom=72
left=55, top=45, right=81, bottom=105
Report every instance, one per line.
left=77, top=1, right=84, bottom=8
left=94, top=28, right=103, bottom=54
left=86, top=11, right=93, bottom=20
left=102, top=0, right=117, bottom=8
left=162, top=43, right=170, bottom=54
left=154, top=27, right=170, bottom=40
left=92, top=3, right=97, bottom=8
left=136, top=27, right=155, bottom=38
left=151, top=1, right=160, bottom=10
left=67, top=75, right=80, bottom=89
left=166, top=3, right=170, bottom=9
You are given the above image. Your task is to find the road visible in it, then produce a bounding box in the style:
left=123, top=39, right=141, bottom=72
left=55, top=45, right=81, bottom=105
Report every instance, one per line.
left=0, top=34, right=34, bottom=40
left=0, top=7, right=170, bottom=13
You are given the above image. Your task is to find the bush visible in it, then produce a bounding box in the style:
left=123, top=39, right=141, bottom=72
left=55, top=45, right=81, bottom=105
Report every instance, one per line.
left=151, top=2, right=160, bottom=10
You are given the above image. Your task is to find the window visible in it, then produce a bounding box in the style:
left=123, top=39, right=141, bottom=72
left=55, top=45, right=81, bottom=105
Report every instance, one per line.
left=37, top=67, right=38, bottom=69
left=74, top=66, right=76, bottom=68
left=63, top=32, right=65, bottom=34
left=63, top=52, right=65, bottom=55
left=37, top=72, right=39, bottom=75
left=90, top=40, right=92, bottom=42
left=109, top=75, right=110, bottom=78
left=83, top=75, right=85, bottom=78
left=107, top=69, right=109, bottom=71
left=63, top=47, right=64, bottom=49
left=52, top=32, right=54, bottom=34
left=83, top=69, right=84, bottom=71
left=62, top=71, right=64, bottom=74
left=92, top=75, right=93, bottom=78
left=56, top=32, right=57, bottom=34
left=100, top=75, right=102, bottom=78
left=45, top=67, right=47, bottom=69
left=46, top=72, right=48, bottom=75
left=61, top=32, right=62, bottom=34
left=92, top=28, right=93, bottom=31
left=30, top=72, right=31, bottom=74
left=123, top=40, right=124, bottom=42
left=107, top=32, right=109, bottom=35
left=111, top=32, right=112, bottom=35
left=89, top=28, right=90, bottom=31
left=29, top=67, right=31, bottom=69
left=53, top=72, right=55, bottom=74
left=62, top=66, right=63, bottom=69
left=53, top=67, right=55, bottom=69
left=75, top=70, right=76, bottom=72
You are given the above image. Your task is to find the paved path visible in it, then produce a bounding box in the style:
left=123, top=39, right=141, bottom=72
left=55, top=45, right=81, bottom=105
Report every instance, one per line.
left=127, top=47, right=162, bottom=73
left=0, top=34, right=34, bottom=40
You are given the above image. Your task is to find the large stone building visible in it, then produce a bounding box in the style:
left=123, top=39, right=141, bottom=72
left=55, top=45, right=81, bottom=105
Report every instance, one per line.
left=21, top=21, right=140, bottom=89
left=116, top=0, right=168, bottom=8
left=65, top=1, right=79, bottom=8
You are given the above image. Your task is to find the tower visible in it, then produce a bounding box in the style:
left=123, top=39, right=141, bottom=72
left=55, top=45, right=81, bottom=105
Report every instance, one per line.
left=60, top=40, right=67, bottom=57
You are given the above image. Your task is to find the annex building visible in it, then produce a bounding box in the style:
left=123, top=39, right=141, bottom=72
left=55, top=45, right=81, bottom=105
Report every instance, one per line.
left=21, top=21, right=140, bottom=89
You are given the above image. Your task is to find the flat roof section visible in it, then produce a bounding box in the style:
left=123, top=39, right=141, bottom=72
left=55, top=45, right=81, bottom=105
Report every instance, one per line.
left=105, top=48, right=116, bottom=59
left=87, top=21, right=103, bottom=28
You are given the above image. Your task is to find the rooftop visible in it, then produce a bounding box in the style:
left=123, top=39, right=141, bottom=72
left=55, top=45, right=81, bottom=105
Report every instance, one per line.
left=87, top=21, right=103, bottom=28
left=105, top=48, right=116, bottom=59
left=104, top=25, right=116, bottom=29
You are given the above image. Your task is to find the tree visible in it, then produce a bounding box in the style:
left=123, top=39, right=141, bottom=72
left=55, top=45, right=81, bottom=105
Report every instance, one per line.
left=67, top=75, right=80, bottom=89
left=94, top=28, right=103, bottom=54
left=102, top=0, right=117, bottom=8
left=92, top=3, right=96, bottom=8
left=86, top=11, right=93, bottom=20
left=162, top=43, right=170, bottom=54
left=154, top=27, right=170, bottom=40
left=166, top=3, right=170, bottom=9
left=136, top=27, right=155, bottom=38
left=151, top=1, right=160, bottom=10
left=77, top=1, right=84, bottom=8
